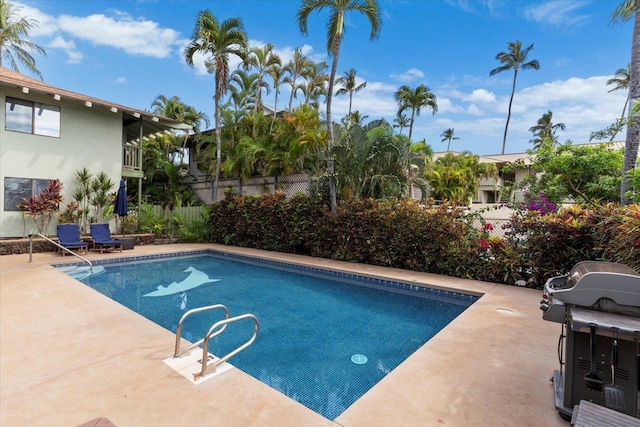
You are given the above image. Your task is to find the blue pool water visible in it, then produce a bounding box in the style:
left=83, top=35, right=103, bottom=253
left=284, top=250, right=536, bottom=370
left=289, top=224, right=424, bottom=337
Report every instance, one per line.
left=60, top=251, right=477, bottom=420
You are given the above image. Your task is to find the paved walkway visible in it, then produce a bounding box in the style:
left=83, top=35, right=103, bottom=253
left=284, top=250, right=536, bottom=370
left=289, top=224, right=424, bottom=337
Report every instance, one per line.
left=1, top=244, right=567, bottom=426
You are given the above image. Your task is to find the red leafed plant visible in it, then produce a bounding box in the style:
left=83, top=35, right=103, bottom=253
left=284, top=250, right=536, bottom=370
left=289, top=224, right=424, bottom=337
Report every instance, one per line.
left=17, top=179, right=64, bottom=236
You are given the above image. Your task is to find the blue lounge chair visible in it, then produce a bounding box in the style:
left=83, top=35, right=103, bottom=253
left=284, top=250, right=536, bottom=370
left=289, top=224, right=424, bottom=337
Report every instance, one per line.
left=90, top=223, right=123, bottom=254
left=56, top=224, right=88, bottom=256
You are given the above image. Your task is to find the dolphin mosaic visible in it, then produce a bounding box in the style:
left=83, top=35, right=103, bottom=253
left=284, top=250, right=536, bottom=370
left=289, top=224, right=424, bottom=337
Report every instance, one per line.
left=143, top=267, right=220, bottom=297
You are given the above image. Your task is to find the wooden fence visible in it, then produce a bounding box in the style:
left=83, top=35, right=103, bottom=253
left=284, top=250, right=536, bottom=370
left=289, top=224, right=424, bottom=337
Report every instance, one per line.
left=147, top=205, right=207, bottom=236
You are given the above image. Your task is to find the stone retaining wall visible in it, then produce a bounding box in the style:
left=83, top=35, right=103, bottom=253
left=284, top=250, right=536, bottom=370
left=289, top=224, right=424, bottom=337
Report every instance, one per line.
left=0, top=234, right=156, bottom=256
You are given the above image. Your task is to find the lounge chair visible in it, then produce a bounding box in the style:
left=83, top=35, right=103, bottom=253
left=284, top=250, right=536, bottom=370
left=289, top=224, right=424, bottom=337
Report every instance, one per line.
left=56, top=224, right=88, bottom=256
left=90, top=223, right=123, bottom=254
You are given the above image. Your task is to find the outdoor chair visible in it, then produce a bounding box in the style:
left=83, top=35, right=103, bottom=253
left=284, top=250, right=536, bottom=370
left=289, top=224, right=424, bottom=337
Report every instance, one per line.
left=90, top=223, right=123, bottom=254
left=56, top=224, right=88, bottom=256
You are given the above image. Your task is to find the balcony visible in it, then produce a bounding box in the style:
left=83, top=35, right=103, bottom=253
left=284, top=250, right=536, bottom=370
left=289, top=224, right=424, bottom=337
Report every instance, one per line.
left=122, top=143, right=143, bottom=178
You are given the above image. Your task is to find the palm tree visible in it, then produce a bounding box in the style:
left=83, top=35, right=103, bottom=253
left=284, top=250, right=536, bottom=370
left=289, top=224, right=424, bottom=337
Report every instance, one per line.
left=0, top=0, right=46, bottom=79
left=528, top=110, right=565, bottom=149
left=151, top=94, right=210, bottom=163
left=607, top=63, right=631, bottom=140
left=440, top=128, right=459, bottom=152
left=228, top=69, right=259, bottom=112
left=297, top=0, right=382, bottom=213
left=268, top=63, right=285, bottom=132
left=394, top=84, right=438, bottom=141
left=611, top=0, right=639, bottom=205
left=151, top=95, right=209, bottom=133
left=426, top=152, right=497, bottom=205
left=490, top=40, right=540, bottom=155
left=300, top=60, right=329, bottom=107
left=184, top=10, right=248, bottom=201
left=393, top=112, right=409, bottom=135
left=245, top=43, right=281, bottom=114
left=335, top=68, right=367, bottom=115
left=284, top=47, right=310, bottom=112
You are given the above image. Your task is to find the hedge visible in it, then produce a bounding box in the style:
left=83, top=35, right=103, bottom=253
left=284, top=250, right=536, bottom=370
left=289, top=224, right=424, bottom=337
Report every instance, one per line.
left=208, top=193, right=640, bottom=288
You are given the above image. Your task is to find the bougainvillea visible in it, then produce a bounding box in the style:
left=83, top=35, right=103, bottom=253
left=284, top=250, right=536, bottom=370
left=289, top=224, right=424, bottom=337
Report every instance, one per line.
left=523, top=191, right=557, bottom=215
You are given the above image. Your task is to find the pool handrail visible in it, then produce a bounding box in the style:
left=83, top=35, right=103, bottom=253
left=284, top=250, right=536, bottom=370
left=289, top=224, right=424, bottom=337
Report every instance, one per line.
left=29, top=233, right=93, bottom=273
left=195, top=313, right=259, bottom=380
left=173, top=304, right=231, bottom=358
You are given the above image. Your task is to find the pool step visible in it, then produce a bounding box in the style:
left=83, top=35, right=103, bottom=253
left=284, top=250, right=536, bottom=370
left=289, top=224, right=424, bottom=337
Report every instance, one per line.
left=57, top=265, right=106, bottom=280
left=163, top=350, right=233, bottom=385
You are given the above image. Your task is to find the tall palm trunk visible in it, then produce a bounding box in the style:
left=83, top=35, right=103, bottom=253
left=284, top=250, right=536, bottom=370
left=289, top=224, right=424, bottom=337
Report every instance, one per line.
left=213, top=77, right=222, bottom=202
left=270, top=91, right=279, bottom=133
left=621, top=5, right=640, bottom=204
left=502, top=69, right=518, bottom=155
left=408, top=108, right=416, bottom=140
left=326, top=36, right=341, bottom=213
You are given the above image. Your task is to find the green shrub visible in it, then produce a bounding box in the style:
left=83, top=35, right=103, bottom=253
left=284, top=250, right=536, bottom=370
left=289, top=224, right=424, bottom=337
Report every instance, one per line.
left=138, top=204, right=168, bottom=237
left=207, top=194, right=639, bottom=287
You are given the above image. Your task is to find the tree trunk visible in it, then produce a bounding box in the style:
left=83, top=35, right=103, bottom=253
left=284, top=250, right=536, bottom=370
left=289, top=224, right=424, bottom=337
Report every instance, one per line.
left=326, top=36, right=341, bottom=214
left=408, top=108, right=416, bottom=141
left=502, top=69, right=518, bottom=155
left=214, top=78, right=222, bottom=202
left=621, top=6, right=640, bottom=205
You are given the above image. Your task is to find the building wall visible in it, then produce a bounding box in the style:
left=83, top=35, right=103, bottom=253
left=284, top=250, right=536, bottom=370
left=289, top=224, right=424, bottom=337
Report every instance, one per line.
left=1, top=87, right=123, bottom=238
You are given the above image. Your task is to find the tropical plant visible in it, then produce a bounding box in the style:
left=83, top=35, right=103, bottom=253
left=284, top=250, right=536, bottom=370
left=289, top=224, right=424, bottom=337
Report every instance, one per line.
left=335, top=68, right=366, bottom=115
left=611, top=1, right=639, bottom=204
left=519, top=142, right=625, bottom=204
left=607, top=64, right=631, bottom=134
left=297, top=0, right=382, bottom=213
left=299, top=60, right=329, bottom=108
left=228, top=69, right=259, bottom=113
left=490, top=40, right=540, bottom=154
left=151, top=95, right=209, bottom=163
left=89, top=172, right=115, bottom=223
left=284, top=47, right=311, bottom=112
left=528, top=110, right=565, bottom=149
left=17, top=179, right=63, bottom=236
left=440, top=128, right=459, bottom=152
left=393, top=111, right=409, bottom=135
left=0, top=0, right=46, bottom=79
left=268, top=62, right=285, bottom=132
left=426, top=152, right=497, bottom=205
left=394, top=84, right=438, bottom=141
left=184, top=10, right=248, bottom=201
left=244, top=43, right=281, bottom=111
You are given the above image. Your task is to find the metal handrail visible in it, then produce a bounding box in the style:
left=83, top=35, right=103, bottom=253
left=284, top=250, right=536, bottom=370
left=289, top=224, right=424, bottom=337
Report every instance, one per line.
left=194, top=313, right=259, bottom=380
left=29, top=233, right=93, bottom=273
left=173, top=304, right=230, bottom=358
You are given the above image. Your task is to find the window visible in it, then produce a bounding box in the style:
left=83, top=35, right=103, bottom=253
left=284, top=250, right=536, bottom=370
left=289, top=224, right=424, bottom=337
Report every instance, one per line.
left=5, top=97, right=60, bottom=137
left=3, top=177, right=50, bottom=211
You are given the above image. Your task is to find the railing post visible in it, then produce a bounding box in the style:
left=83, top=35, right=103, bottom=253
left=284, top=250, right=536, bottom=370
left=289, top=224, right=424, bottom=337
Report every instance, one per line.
left=29, top=234, right=33, bottom=263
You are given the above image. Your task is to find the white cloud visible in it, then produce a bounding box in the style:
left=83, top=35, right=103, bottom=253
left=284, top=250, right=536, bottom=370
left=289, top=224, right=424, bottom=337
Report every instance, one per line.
left=12, top=1, right=58, bottom=36
left=524, top=1, right=591, bottom=27
left=466, top=104, right=484, bottom=116
left=115, top=77, right=128, bottom=85
left=57, top=12, right=183, bottom=58
left=47, top=36, right=83, bottom=64
left=390, top=68, right=425, bottom=83
left=463, top=88, right=497, bottom=103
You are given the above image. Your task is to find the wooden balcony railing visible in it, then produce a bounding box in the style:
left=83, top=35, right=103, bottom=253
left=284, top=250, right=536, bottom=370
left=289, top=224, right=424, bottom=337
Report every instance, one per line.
left=122, top=144, right=143, bottom=178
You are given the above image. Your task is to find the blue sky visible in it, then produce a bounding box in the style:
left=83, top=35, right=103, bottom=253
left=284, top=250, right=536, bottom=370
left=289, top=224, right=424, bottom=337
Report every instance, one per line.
left=11, top=0, right=632, bottom=155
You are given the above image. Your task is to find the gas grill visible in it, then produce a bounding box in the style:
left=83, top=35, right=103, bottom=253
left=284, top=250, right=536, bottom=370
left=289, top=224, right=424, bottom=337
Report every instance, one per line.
left=540, top=261, right=640, bottom=420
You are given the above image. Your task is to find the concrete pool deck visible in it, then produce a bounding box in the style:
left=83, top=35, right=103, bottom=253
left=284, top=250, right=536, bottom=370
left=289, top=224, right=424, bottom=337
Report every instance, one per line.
left=1, top=244, right=567, bottom=426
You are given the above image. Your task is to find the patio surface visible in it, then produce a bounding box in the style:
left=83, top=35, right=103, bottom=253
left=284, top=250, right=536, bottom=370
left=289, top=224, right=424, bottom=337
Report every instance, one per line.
left=1, top=243, right=568, bottom=426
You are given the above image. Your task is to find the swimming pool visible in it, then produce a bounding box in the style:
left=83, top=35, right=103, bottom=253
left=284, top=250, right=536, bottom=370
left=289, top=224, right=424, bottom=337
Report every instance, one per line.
left=58, top=250, right=477, bottom=420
